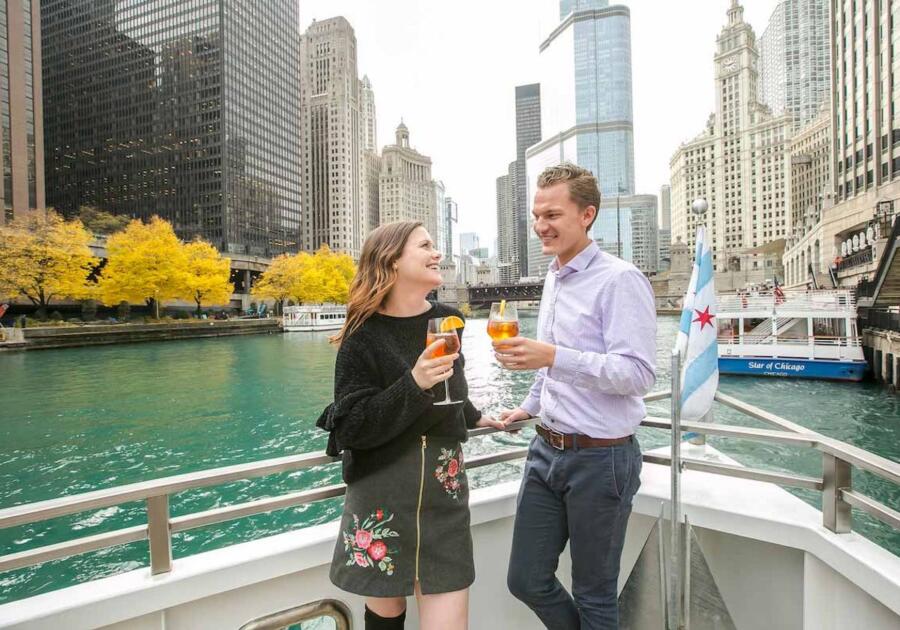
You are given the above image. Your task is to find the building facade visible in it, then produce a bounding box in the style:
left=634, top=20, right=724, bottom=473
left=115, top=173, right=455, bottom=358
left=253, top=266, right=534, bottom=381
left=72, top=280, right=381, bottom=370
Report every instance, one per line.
left=659, top=184, right=672, bottom=270
left=379, top=122, right=436, bottom=238
left=442, top=197, right=458, bottom=259
left=495, top=163, right=516, bottom=284
left=758, top=0, right=830, bottom=131
left=782, top=0, right=900, bottom=290
left=670, top=1, right=793, bottom=272
left=625, top=194, right=659, bottom=273
left=42, top=0, right=300, bottom=254
left=513, top=83, right=541, bottom=279
left=300, top=17, right=362, bottom=256
left=526, top=0, right=635, bottom=204
left=459, top=231, right=479, bottom=256
left=359, top=74, right=377, bottom=153
left=433, top=179, right=447, bottom=255
left=1, top=0, right=44, bottom=222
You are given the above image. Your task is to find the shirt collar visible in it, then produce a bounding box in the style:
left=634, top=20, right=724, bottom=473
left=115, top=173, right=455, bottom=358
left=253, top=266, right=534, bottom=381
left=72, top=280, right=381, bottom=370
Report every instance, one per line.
left=550, top=241, right=599, bottom=277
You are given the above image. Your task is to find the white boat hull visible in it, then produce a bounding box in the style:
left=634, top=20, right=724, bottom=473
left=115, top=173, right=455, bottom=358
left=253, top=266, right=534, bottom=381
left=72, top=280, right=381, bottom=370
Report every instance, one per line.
left=2, top=440, right=897, bottom=630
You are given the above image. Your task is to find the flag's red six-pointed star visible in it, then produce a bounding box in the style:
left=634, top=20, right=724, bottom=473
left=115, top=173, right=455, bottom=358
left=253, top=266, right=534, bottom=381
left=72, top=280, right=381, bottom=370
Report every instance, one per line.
left=693, top=306, right=715, bottom=331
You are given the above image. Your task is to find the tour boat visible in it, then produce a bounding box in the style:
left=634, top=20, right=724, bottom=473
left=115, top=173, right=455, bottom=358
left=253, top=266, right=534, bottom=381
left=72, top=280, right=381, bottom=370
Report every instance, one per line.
left=282, top=304, right=347, bottom=332
left=716, top=289, right=868, bottom=381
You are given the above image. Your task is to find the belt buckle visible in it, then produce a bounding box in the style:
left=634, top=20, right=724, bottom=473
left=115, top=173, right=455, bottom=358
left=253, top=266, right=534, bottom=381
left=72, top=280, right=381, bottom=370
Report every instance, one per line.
left=546, top=427, right=565, bottom=451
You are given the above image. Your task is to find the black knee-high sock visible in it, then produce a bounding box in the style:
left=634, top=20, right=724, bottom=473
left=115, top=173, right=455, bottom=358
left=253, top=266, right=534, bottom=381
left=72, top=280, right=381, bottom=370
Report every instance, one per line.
left=364, top=605, right=406, bottom=630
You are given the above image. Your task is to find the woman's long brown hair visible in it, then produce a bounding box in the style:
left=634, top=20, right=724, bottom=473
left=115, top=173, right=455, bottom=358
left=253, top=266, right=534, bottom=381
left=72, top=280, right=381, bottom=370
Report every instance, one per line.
left=330, top=220, right=425, bottom=346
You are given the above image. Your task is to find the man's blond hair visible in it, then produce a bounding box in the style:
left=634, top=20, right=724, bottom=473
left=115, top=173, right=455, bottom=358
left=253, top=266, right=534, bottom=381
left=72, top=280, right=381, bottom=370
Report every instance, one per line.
left=536, top=162, right=602, bottom=231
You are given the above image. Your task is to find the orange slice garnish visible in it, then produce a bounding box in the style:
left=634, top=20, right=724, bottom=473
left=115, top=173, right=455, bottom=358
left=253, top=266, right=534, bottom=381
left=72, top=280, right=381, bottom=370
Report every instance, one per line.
left=440, top=315, right=465, bottom=332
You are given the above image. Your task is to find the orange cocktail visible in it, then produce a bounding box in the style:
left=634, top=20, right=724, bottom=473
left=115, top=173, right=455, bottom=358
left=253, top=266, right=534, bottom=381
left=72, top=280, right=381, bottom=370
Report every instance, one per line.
left=487, top=319, right=519, bottom=340
left=426, top=331, right=461, bottom=357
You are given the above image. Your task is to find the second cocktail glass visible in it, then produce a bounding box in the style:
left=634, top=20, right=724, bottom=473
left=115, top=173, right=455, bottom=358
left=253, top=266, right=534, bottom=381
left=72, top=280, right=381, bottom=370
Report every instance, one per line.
left=426, top=317, right=463, bottom=405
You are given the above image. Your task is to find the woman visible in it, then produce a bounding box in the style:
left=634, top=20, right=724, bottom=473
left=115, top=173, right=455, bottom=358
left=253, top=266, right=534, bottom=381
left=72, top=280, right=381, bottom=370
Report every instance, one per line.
left=317, top=221, right=505, bottom=630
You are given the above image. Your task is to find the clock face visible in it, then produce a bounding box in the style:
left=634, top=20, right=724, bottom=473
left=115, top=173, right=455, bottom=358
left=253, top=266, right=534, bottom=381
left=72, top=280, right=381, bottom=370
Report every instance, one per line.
left=723, top=57, right=738, bottom=72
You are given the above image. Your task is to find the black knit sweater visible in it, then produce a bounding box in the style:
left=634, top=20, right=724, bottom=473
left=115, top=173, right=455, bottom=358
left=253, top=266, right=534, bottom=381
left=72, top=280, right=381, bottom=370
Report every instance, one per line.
left=316, top=302, right=482, bottom=483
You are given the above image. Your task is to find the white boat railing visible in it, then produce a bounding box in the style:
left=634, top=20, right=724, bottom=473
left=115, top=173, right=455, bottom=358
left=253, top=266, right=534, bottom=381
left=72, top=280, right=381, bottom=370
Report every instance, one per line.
left=1, top=392, right=897, bottom=587
left=718, top=290, right=857, bottom=314
left=718, top=335, right=863, bottom=348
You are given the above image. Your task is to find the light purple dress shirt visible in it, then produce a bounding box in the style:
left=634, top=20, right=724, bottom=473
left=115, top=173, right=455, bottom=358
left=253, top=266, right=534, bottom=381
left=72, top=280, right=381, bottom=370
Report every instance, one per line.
left=519, top=241, right=657, bottom=438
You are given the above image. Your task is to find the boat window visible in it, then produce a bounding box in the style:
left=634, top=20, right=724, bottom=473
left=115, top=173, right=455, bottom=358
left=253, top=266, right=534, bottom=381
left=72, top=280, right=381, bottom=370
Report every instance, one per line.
left=743, top=318, right=765, bottom=333
left=812, top=318, right=847, bottom=338
left=717, top=318, right=738, bottom=338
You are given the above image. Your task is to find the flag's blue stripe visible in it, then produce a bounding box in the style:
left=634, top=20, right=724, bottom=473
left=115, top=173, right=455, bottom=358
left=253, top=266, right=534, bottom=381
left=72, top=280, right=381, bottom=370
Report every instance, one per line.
left=681, top=342, right=719, bottom=407
left=679, top=306, right=693, bottom=335
left=694, top=248, right=714, bottom=294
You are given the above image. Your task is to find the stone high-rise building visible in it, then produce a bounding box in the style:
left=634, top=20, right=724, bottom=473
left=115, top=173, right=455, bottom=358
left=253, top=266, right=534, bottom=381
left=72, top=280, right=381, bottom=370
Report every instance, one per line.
left=441, top=196, right=458, bottom=259
left=379, top=122, right=436, bottom=237
left=757, top=0, right=830, bottom=131
left=42, top=0, right=301, bottom=254
left=658, top=184, right=672, bottom=271
left=496, top=162, right=516, bottom=284
left=1, top=0, right=44, bottom=222
left=358, top=75, right=380, bottom=239
left=300, top=17, right=362, bottom=256
left=670, top=1, right=793, bottom=272
left=360, top=75, right=377, bottom=153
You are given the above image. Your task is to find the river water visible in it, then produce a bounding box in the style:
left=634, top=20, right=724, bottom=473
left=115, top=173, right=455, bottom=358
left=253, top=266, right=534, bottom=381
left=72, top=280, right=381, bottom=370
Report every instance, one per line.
left=1, top=314, right=897, bottom=604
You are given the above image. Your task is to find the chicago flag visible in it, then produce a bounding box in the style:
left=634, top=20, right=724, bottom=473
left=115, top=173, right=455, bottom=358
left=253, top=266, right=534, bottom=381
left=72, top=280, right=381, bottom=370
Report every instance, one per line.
left=675, top=226, right=718, bottom=421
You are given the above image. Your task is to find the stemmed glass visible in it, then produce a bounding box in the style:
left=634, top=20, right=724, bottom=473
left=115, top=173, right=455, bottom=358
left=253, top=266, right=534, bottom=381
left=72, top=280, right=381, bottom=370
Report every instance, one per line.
left=487, top=301, right=520, bottom=341
left=426, top=317, right=463, bottom=405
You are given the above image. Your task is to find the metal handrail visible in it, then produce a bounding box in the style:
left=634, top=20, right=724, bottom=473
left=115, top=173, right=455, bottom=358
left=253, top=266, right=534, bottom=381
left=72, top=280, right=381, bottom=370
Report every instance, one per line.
left=1, top=393, right=899, bottom=579
left=238, top=599, right=352, bottom=630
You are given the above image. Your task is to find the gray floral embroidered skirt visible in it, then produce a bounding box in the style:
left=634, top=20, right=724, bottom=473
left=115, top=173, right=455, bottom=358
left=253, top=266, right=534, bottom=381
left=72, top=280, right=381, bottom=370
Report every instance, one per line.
left=330, top=436, right=475, bottom=597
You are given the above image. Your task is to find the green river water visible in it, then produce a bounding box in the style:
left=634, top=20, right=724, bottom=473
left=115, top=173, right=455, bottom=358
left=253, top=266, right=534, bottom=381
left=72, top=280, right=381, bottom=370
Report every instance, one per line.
left=0, top=315, right=898, bottom=605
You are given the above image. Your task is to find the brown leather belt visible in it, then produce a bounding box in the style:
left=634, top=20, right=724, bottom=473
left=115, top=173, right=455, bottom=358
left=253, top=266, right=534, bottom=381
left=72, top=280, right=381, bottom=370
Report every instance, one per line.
left=536, top=424, right=632, bottom=451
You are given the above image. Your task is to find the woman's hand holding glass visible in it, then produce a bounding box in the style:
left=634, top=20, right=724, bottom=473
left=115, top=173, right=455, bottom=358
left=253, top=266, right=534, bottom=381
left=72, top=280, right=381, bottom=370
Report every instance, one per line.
left=411, top=338, right=458, bottom=391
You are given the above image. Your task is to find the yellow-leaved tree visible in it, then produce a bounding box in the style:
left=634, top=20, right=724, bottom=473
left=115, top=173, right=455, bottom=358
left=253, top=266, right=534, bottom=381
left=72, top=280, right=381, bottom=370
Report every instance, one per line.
left=306, top=244, right=355, bottom=304
left=98, top=216, right=188, bottom=319
left=0, top=209, right=98, bottom=314
left=183, top=239, right=233, bottom=316
left=251, top=253, right=296, bottom=315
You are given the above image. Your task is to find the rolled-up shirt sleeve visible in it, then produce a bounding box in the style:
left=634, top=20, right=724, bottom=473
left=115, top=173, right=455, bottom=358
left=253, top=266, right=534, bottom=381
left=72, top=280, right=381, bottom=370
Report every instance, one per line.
left=548, top=269, right=656, bottom=396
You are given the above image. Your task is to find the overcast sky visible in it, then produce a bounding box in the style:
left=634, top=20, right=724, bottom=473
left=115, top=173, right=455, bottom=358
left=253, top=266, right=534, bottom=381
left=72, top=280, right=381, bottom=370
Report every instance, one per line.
left=300, top=0, right=783, bottom=253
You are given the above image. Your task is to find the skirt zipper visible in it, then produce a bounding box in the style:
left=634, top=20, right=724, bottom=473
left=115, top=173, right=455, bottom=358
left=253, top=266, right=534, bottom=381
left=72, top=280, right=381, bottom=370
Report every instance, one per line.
left=415, top=435, right=427, bottom=583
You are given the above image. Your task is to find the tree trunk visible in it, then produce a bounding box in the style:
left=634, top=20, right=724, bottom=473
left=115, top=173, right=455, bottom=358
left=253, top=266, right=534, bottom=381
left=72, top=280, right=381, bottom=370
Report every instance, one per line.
left=195, top=296, right=202, bottom=318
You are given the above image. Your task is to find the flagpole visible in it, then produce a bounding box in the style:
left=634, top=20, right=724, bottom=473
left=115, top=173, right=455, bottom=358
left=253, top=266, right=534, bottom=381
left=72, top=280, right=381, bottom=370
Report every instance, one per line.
left=687, top=198, right=711, bottom=448
left=669, top=348, right=684, bottom=630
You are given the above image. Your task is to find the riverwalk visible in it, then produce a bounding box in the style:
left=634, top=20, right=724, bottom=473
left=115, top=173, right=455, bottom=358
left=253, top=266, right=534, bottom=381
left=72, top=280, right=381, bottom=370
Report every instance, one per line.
left=0, top=319, right=280, bottom=351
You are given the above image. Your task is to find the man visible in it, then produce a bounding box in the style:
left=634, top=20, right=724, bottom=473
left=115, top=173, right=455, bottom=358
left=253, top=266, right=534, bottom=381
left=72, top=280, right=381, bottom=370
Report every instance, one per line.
left=495, top=163, right=656, bottom=629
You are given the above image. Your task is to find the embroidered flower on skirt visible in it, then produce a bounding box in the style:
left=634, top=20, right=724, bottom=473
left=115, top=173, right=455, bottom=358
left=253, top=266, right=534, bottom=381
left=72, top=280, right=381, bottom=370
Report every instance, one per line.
left=434, top=447, right=464, bottom=500
left=342, top=509, right=399, bottom=575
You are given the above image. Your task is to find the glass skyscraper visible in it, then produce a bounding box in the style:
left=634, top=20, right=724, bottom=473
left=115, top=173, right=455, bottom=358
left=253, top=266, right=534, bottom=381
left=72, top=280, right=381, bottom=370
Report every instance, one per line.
left=527, top=0, right=635, bottom=202
left=41, top=0, right=301, bottom=255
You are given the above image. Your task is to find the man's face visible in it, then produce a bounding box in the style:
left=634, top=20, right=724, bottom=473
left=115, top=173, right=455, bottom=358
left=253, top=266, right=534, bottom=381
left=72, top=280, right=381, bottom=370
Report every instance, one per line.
left=532, top=182, right=595, bottom=261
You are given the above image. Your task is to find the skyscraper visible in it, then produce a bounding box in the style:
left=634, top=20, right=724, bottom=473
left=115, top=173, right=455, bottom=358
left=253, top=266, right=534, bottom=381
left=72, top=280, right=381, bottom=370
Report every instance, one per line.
left=670, top=1, right=793, bottom=271
left=300, top=17, right=362, bottom=256
left=514, top=83, right=541, bottom=278
left=360, top=75, right=377, bottom=153
left=658, top=184, right=672, bottom=271
left=442, top=197, right=458, bottom=259
left=1, top=0, right=44, bottom=222
left=459, top=232, right=480, bottom=256
left=41, top=0, right=301, bottom=254
left=434, top=179, right=447, bottom=254
left=379, top=122, right=436, bottom=237
left=496, top=162, right=516, bottom=283
left=757, top=0, right=829, bottom=131
left=358, top=75, right=380, bottom=238
left=526, top=1, right=635, bottom=200
left=831, top=0, right=900, bottom=204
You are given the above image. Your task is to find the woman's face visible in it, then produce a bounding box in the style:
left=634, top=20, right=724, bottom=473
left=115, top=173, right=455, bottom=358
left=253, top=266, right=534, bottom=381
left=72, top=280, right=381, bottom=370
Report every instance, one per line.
left=394, top=226, right=443, bottom=289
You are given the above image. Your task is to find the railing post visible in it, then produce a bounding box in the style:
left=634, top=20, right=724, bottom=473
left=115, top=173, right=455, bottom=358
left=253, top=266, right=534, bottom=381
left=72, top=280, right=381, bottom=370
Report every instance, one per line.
left=669, top=349, right=684, bottom=629
left=822, top=453, right=852, bottom=533
left=147, top=495, right=172, bottom=574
